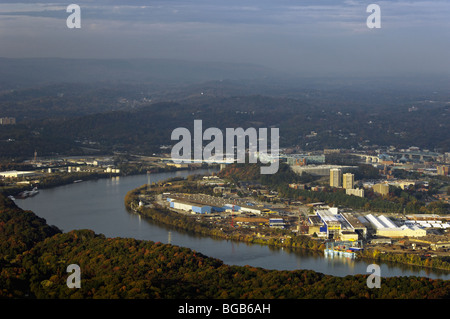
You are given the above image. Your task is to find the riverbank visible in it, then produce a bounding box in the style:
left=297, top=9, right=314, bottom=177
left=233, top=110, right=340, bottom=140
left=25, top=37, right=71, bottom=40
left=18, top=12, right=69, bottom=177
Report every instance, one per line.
left=130, top=201, right=326, bottom=252
left=124, top=182, right=450, bottom=273
left=1, top=163, right=216, bottom=198
left=124, top=179, right=328, bottom=251
left=11, top=167, right=449, bottom=280
left=3, top=192, right=449, bottom=299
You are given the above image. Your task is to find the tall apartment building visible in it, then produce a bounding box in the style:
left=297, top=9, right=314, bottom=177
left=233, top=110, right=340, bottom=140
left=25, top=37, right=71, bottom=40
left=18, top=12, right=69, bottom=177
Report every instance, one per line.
left=343, top=173, right=354, bottom=189
left=330, top=168, right=342, bottom=187
left=373, top=183, right=389, bottom=196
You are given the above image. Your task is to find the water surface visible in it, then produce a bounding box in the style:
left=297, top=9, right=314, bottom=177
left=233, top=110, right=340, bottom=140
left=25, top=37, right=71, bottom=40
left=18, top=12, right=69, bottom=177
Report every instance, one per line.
left=16, top=169, right=450, bottom=280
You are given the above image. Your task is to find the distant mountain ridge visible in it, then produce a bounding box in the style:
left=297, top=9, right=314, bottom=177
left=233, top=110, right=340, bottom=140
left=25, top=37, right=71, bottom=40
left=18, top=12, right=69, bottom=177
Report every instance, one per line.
left=0, top=57, right=277, bottom=90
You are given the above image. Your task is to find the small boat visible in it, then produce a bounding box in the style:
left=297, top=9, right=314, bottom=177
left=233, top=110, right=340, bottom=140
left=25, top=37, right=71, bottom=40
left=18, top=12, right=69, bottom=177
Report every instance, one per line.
left=28, top=187, right=39, bottom=197
left=17, top=187, right=39, bottom=199
left=73, top=180, right=83, bottom=183
left=324, top=248, right=356, bottom=259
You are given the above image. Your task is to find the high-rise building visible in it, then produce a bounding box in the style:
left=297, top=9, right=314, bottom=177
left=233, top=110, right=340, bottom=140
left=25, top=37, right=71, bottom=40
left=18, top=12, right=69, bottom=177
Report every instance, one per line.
left=343, top=173, right=354, bottom=189
left=330, top=168, right=342, bottom=187
left=373, top=183, right=389, bottom=196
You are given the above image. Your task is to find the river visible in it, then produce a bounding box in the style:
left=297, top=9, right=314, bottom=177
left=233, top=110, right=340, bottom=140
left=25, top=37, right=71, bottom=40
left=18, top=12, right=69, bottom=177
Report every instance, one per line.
left=16, top=169, right=450, bottom=280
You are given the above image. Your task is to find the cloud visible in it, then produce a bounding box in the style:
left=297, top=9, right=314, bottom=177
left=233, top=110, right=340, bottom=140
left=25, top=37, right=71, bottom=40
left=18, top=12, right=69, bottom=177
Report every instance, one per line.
left=0, top=1, right=448, bottom=29
left=0, top=0, right=448, bottom=76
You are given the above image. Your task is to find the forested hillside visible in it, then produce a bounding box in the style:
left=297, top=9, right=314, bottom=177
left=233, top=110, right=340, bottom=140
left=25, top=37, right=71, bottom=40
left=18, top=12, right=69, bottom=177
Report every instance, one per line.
left=0, top=193, right=449, bottom=299
left=1, top=81, right=449, bottom=158
left=0, top=195, right=61, bottom=261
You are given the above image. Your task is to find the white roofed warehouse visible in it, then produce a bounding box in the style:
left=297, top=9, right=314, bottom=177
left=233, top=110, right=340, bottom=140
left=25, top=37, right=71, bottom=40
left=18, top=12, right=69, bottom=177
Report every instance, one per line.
left=359, top=214, right=428, bottom=238
left=0, top=170, right=38, bottom=178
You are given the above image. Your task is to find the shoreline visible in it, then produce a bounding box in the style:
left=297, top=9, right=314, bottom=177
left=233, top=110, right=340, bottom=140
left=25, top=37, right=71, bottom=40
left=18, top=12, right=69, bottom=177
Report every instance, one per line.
left=7, top=168, right=450, bottom=277
left=124, top=184, right=450, bottom=275
left=1, top=164, right=216, bottom=198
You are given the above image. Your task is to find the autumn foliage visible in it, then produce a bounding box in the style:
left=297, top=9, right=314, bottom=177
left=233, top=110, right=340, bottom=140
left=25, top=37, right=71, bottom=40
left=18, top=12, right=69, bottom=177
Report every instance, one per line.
left=1, top=194, right=449, bottom=299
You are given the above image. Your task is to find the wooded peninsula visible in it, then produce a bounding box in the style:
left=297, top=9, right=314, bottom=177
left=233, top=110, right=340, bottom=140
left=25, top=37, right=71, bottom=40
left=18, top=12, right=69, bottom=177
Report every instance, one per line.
left=1, top=192, right=449, bottom=299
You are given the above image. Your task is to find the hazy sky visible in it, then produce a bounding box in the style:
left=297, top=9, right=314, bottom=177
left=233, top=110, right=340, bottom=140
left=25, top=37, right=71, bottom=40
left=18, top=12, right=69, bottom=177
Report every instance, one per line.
left=0, top=0, right=449, bottom=77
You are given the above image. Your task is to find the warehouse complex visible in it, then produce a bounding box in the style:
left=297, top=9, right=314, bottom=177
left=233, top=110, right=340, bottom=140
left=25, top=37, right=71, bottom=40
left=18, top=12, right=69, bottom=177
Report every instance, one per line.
left=166, top=193, right=264, bottom=215
left=162, top=193, right=445, bottom=242
left=358, top=214, right=428, bottom=238
left=313, top=208, right=366, bottom=240
left=169, top=199, right=213, bottom=214
left=0, top=170, right=38, bottom=178
left=310, top=208, right=435, bottom=240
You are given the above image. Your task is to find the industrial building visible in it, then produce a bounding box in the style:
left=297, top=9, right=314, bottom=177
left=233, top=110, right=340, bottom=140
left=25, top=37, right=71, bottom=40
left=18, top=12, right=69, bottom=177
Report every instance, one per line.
left=307, top=216, right=323, bottom=235
left=406, top=214, right=450, bottom=222
left=363, top=214, right=398, bottom=229
left=166, top=194, right=263, bottom=215
left=239, top=205, right=263, bottom=215
left=316, top=208, right=352, bottom=239
left=359, top=214, right=428, bottom=238
left=404, top=217, right=450, bottom=230
left=309, top=209, right=368, bottom=240
left=340, top=213, right=368, bottom=238
left=169, top=199, right=212, bottom=214
left=269, top=218, right=285, bottom=229
left=376, top=225, right=427, bottom=238
left=0, top=170, right=38, bottom=178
